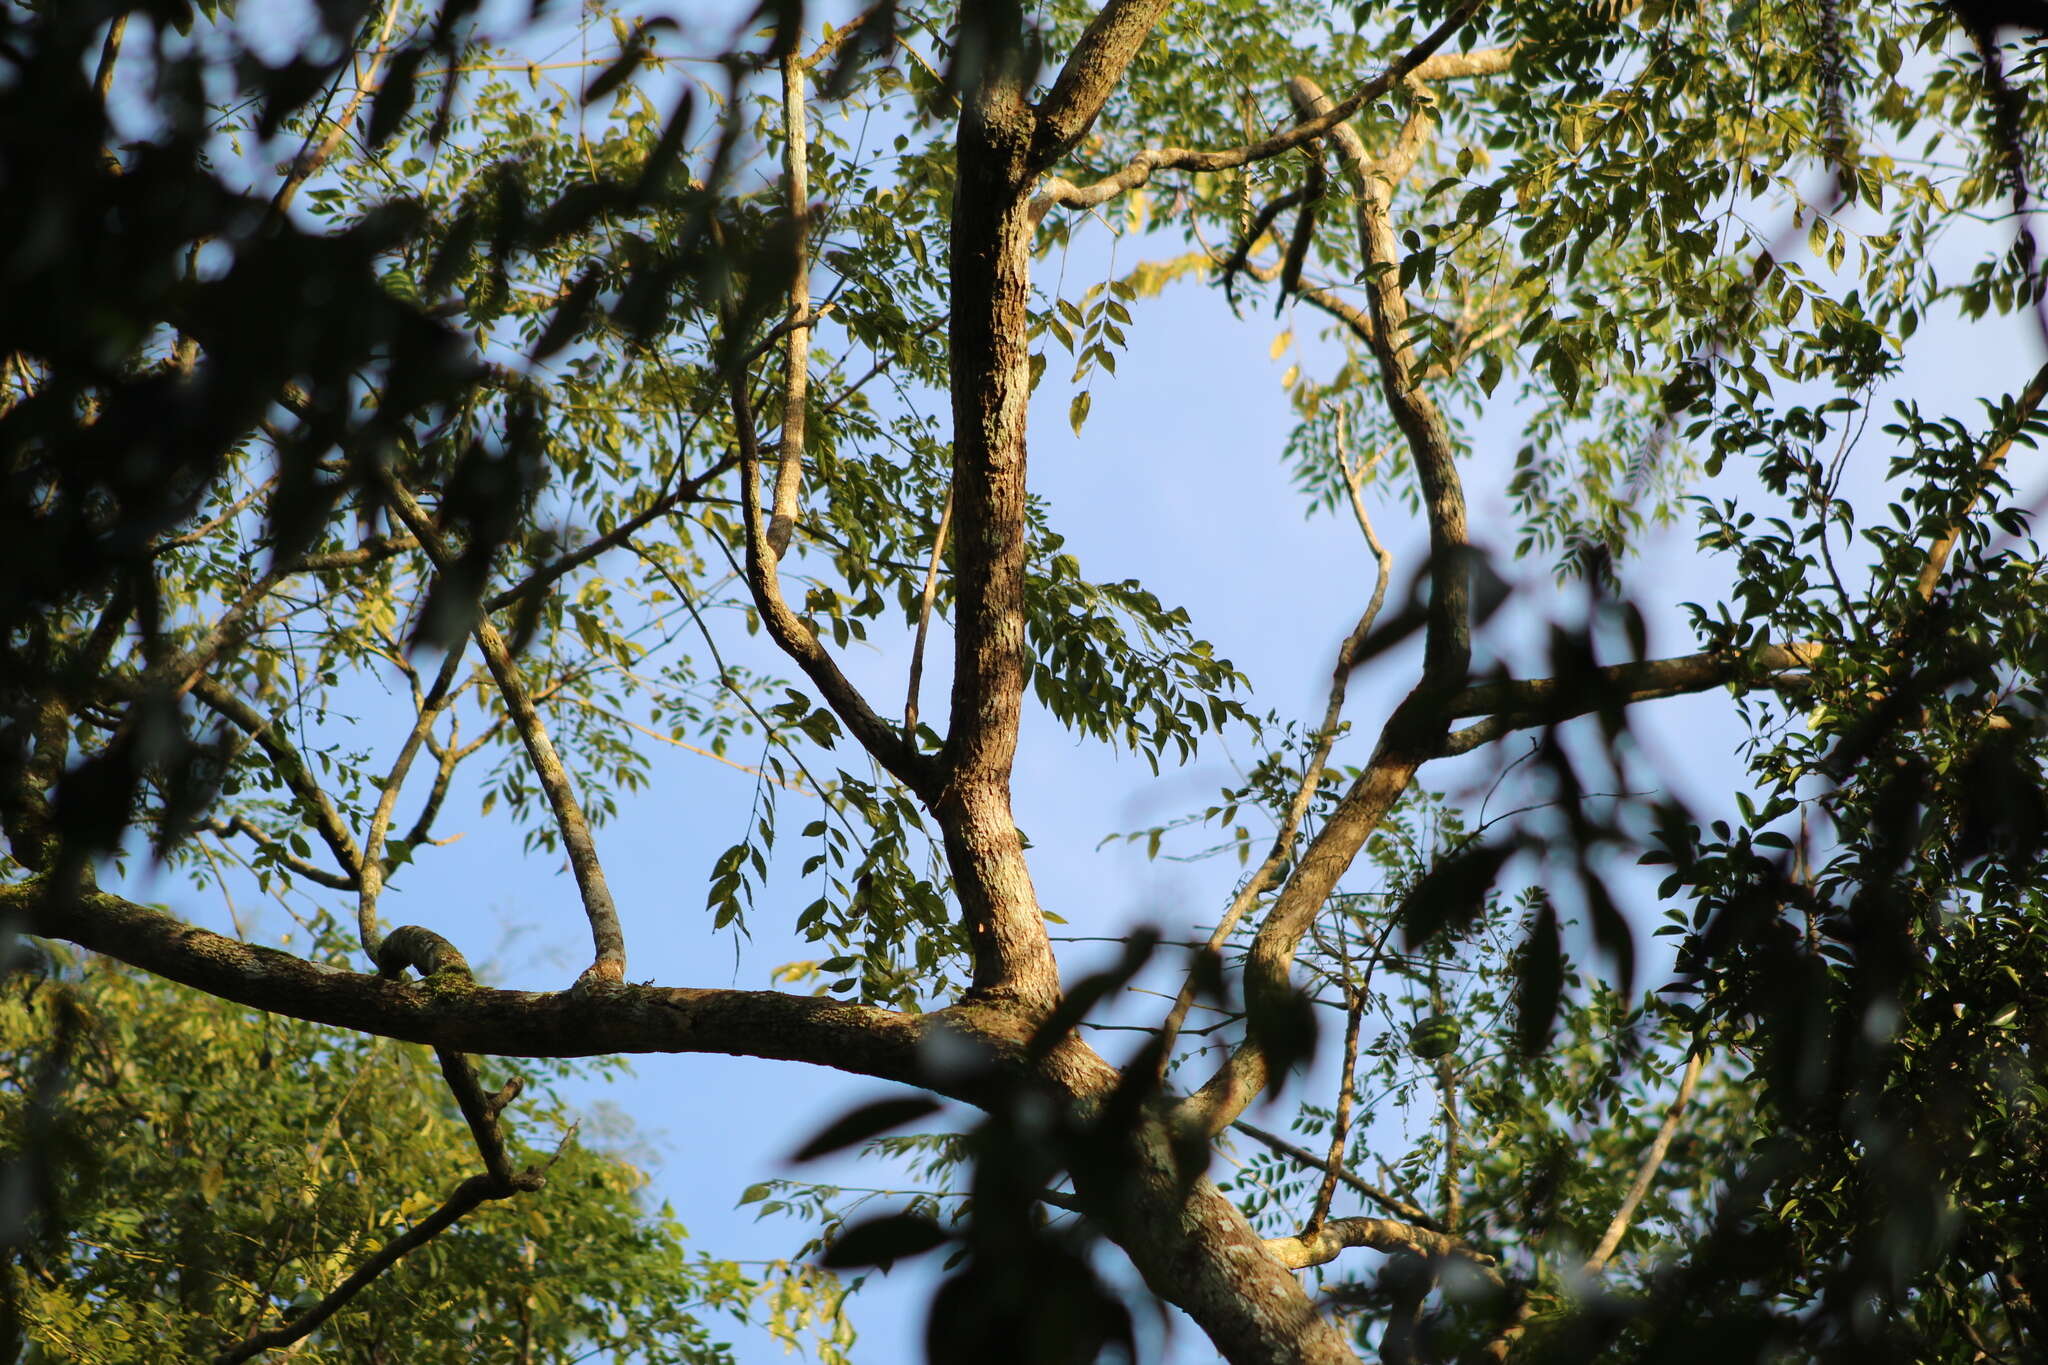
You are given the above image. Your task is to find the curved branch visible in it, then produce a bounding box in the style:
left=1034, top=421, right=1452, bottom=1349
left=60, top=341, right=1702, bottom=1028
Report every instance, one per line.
left=201, top=816, right=357, bottom=891
left=726, top=375, right=936, bottom=799
left=185, top=672, right=364, bottom=880
left=1176, top=74, right=1476, bottom=1135
left=13, top=881, right=985, bottom=1089
left=1291, top=74, right=1466, bottom=687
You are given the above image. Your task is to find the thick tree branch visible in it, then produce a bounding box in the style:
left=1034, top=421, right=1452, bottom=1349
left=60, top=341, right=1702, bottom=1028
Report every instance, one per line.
left=9, top=881, right=990, bottom=1088
left=941, top=72, right=1065, bottom=1014
left=374, top=474, right=627, bottom=987
left=1030, top=0, right=1488, bottom=222
left=1031, top=0, right=1173, bottom=168
left=1408, top=45, right=1517, bottom=80
left=1291, top=74, right=1466, bottom=688
left=1435, top=642, right=1825, bottom=756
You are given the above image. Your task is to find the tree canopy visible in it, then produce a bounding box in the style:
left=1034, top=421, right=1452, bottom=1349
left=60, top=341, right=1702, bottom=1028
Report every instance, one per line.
left=4, top=0, right=2048, bottom=1362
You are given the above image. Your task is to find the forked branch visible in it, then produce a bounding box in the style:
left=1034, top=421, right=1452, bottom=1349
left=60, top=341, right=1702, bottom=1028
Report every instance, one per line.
left=1031, top=0, right=1489, bottom=222
left=216, top=933, right=549, bottom=1365
left=374, top=472, right=627, bottom=987
left=1177, top=72, right=1471, bottom=1136
left=726, top=375, right=935, bottom=799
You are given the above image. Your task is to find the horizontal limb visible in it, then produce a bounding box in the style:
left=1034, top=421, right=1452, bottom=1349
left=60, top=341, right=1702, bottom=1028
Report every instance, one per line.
left=8, top=881, right=1118, bottom=1103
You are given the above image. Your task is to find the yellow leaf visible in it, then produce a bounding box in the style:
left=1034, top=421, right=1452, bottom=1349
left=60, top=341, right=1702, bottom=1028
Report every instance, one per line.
left=1269, top=330, right=1293, bottom=360
left=1281, top=364, right=1300, bottom=389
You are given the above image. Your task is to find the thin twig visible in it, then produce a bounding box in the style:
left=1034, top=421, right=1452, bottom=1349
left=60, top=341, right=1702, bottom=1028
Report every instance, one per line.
left=356, top=642, right=466, bottom=957
left=1583, top=1045, right=1706, bottom=1272
left=270, top=0, right=403, bottom=219
left=903, top=486, right=954, bottom=746
left=1305, top=984, right=1365, bottom=1234
left=1232, top=1119, right=1442, bottom=1231
left=1155, top=434, right=1392, bottom=1068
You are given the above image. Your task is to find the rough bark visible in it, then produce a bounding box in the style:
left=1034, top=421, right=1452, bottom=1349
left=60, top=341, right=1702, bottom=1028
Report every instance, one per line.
left=942, top=58, right=1061, bottom=1015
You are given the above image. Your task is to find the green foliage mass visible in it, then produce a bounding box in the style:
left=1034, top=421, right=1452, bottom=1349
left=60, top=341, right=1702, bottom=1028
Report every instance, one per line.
left=0, top=934, right=847, bottom=1363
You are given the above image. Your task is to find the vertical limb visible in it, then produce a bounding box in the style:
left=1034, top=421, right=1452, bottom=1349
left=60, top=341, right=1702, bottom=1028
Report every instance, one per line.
left=768, top=43, right=812, bottom=560
left=1431, top=970, right=1463, bottom=1234
left=940, top=44, right=1062, bottom=1013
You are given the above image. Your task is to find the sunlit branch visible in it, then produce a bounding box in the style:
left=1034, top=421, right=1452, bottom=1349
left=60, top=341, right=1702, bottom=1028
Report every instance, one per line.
left=1584, top=1046, right=1705, bottom=1272
left=1031, top=0, right=1174, bottom=167
left=1436, top=642, right=1825, bottom=756
left=270, top=0, right=403, bottom=220
left=563, top=693, right=814, bottom=795
left=1292, top=74, right=1465, bottom=687
left=1262, top=1216, right=1497, bottom=1273
left=1917, top=358, right=2048, bottom=600
left=1306, top=985, right=1366, bottom=1234
left=1177, top=69, right=1472, bottom=1135
left=768, top=41, right=814, bottom=560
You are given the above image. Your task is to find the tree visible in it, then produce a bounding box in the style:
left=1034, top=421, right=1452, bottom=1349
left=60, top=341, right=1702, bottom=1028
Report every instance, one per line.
left=2, top=934, right=851, bottom=1364
left=4, top=0, right=2046, bottom=1361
